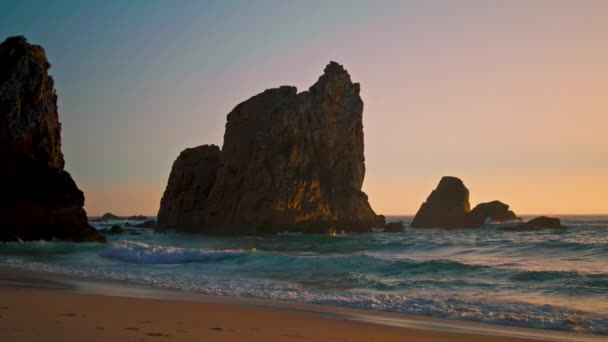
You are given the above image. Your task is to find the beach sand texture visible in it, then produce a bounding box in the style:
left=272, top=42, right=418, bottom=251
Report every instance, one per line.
left=0, top=286, right=569, bottom=342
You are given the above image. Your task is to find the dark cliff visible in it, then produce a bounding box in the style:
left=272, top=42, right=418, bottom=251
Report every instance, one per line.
left=0, top=36, right=102, bottom=242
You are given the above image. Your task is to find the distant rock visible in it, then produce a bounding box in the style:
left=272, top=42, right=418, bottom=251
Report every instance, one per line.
left=411, top=177, right=471, bottom=228
left=157, top=145, right=221, bottom=230
left=101, top=213, right=121, bottom=221
left=90, top=213, right=121, bottom=222
left=502, top=216, right=565, bottom=231
left=126, top=215, right=147, bottom=221
left=158, top=62, right=382, bottom=234
left=411, top=177, right=520, bottom=229
left=384, top=221, right=405, bottom=233
left=0, top=36, right=103, bottom=242
left=134, top=220, right=156, bottom=228
left=467, top=201, right=520, bottom=227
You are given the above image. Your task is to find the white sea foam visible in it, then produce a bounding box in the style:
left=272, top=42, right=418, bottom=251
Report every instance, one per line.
left=100, top=241, right=247, bottom=264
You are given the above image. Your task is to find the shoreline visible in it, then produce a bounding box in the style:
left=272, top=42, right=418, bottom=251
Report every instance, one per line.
left=0, top=265, right=603, bottom=342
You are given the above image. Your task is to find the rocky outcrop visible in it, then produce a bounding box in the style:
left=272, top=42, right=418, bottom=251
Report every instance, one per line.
left=0, top=36, right=103, bottom=242
left=411, top=177, right=470, bottom=228
left=467, top=201, right=519, bottom=227
left=384, top=221, right=405, bottom=233
left=91, top=212, right=121, bottom=222
left=502, top=216, right=565, bottom=231
left=91, top=213, right=149, bottom=222
left=126, top=215, right=147, bottom=221
left=158, top=62, right=382, bottom=233
left=411, top=177, right=519, bottom=229
left=157, top=145, right=221, bottom=231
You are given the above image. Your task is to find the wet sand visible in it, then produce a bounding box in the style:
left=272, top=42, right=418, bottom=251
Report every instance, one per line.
left=0, top=267, right=601, bottom=342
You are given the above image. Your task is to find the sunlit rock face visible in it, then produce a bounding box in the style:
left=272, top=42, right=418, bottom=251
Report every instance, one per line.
left=158, top=62, right=383, bottom=233
left=0, top=36, right=103, bottom=242
left=411, top=176, right=519, bottom=228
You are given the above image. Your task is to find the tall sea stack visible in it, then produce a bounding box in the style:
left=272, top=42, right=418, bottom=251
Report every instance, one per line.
left=0, top=36, right=102, bottom=242
left=158, top=62, right=383, bottom=233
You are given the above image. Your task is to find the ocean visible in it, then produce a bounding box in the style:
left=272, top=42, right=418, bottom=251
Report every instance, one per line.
left=1, top=216, right=607, bottom=335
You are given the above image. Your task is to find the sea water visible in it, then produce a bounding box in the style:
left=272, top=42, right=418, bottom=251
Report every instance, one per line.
left=1, top=216, right=607, bottom=335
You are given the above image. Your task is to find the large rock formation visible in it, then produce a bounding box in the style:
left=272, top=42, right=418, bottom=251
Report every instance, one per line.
left=411, top=177, right=471, bottom=228
left=0, top=36, right=103, bottom=242
left=157, top=145, right=221, bottom=231
left=411, top=177, right=519, bottom=228
left=158, top=62, right=383, bottom=233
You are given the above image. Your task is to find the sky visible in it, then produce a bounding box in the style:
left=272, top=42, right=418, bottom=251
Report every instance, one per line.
left=1, top=0, right=607, bottom=215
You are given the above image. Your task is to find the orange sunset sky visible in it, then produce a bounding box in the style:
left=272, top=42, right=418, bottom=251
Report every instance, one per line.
left=3, top=1, right=606, bottom=216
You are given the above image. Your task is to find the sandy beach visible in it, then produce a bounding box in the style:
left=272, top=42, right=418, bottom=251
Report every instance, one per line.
left=0, top=267, right=601, bottom=342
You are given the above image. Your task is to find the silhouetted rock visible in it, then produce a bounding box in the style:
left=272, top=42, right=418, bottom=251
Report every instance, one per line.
left=90, top=213, right=121, bottom=222
left=384, top=221, right=405, bottom=233
left=375, top=215, right=387, bottom=228
left=0, top=36, right=103, bottom=242
left=466, top=201, right=519, bottom=227
left=502, top=216, right=565, bottom=231
left=126, top=215, right=147, bottom=221
left=411, top=177, right=470, bottom=228
left=411, top=177, right=521, bottom=229
left=157, top=145, right=221, bottom=230
left=158, top=62, right=381, bottom=233
left=134, top=220, right=156, bottom=228
left=101, top=213, right=121, bottom=221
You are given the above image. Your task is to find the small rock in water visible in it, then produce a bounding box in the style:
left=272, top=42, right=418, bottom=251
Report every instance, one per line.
left=384, top=221, right=406, bottom=233
left=502, top=216, right=565, bottom=231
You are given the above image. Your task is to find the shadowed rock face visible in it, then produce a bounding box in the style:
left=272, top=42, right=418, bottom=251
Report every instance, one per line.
left=157, top=145, right=221, bottom=231
left=158, top=62, right=383, bottom=233
left=411, top=177, right=470, bottom=228
left=384, top=221, right=405, bottom=233
left=502, top=216, right=564, bottom=231
left=467, top=200, right=519, bottom=227
left=0, top=36, right=103, bottom=242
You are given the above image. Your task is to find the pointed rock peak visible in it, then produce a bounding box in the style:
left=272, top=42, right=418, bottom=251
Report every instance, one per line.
left=323, top=61, right=348, bottom=76
left=438, top=176, right=466, bottom=188
left=309, top=61, right=358, bottom=94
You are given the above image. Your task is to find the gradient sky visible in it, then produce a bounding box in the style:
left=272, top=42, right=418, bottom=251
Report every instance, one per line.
left=1, top=0, right=607, bottom=215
